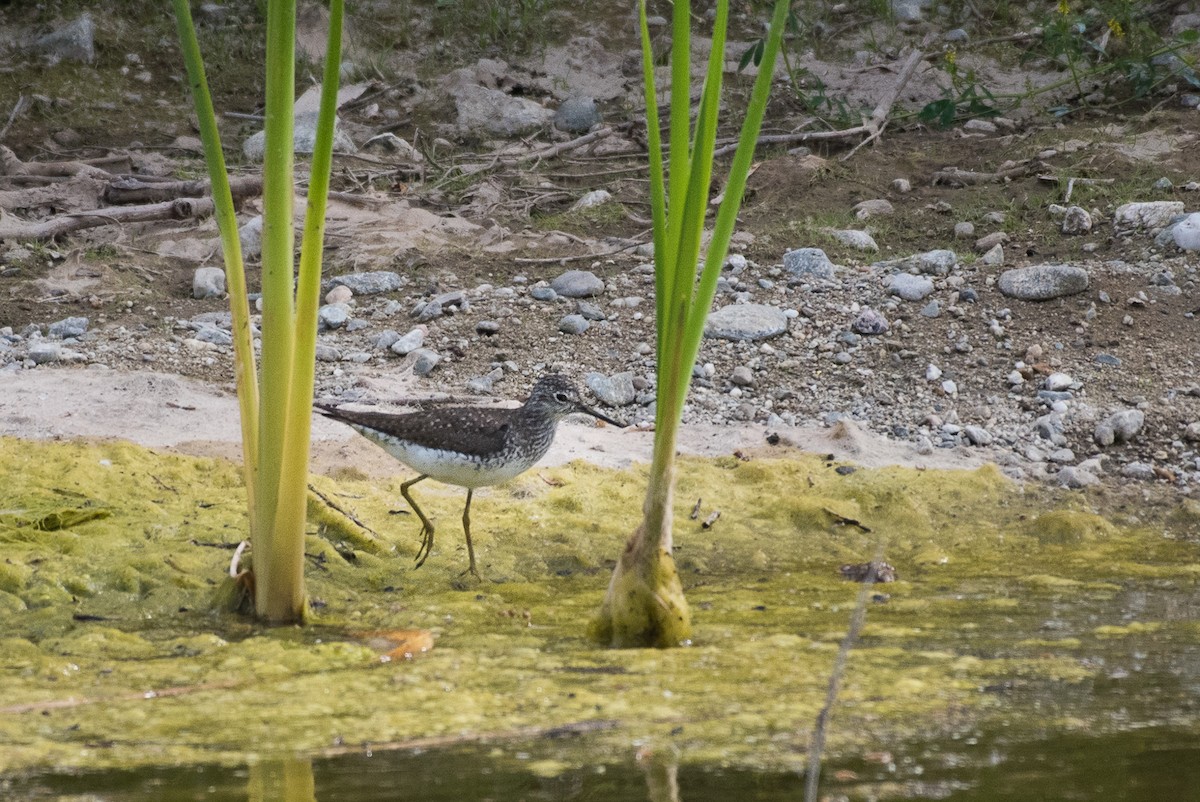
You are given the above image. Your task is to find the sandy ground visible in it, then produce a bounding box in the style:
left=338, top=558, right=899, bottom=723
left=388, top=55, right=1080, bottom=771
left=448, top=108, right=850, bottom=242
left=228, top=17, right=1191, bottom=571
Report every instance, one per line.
left=0, top=368, right=988, bottom=478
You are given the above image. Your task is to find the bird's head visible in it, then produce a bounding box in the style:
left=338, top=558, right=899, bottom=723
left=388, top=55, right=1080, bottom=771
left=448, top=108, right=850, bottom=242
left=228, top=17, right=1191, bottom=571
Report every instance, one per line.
left=528, top=374, right=623, bottom=426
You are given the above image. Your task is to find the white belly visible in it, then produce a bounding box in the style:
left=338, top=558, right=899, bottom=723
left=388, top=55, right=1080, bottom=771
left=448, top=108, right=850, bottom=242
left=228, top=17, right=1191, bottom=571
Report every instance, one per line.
left=379, top=438, right=539, bottom=488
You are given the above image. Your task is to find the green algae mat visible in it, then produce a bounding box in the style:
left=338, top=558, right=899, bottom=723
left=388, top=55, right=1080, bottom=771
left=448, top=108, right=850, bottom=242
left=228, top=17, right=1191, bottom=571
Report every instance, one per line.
left=1, top=437, right=1198, bottom=793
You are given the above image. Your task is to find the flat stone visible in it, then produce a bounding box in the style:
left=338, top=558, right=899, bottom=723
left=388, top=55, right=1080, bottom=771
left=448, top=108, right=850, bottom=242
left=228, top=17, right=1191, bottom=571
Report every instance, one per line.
left=571, top=189, right=611, bottom=211
left=1057, top=466, right=1100, bottom=488
left=703, top=304, right=788, bottom=341
left=853, top=198, right=894, bottom=219
left=906, top=249, right=957, bottom=276
left=550, top=270, right=605, bottom=298
left=1113, top=200, right=1185, bottom=229
left=48, top=316, right=88, bottom=339
left=586, top=371, right=636, bottom=406
left=390, top=327, right=426, bottom=356
left=730, top=366, right=755, bottom=386
left=888, top=273, right=935, bottom=301
left=28, top=342, right=61, bottom=364
left=963, top=425, right=993, bottom=446
left=980, top=243, right=1004, bottom=266
left=314, top=344, right=341, bottom=362
left=974, top=231, right=1008, bottom=252
left=325, top=285, right=353, bottom=305
left=828, top=230, right=878, bottom=252
left=783, top=248, right=836, bottom=280
left=998, top=264, right=1089, bottom=301
left=328, top=271, right=404, bottom=295
left=558, top=314, right=590, bottom=334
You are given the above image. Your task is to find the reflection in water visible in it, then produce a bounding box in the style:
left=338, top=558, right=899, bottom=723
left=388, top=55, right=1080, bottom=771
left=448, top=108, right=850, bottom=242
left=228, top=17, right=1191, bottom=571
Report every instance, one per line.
left=6, top=728, right=1200, bottom=802
left=248, top=756, right=316, bottom=802
left=640, top=752, right=681, bottom=802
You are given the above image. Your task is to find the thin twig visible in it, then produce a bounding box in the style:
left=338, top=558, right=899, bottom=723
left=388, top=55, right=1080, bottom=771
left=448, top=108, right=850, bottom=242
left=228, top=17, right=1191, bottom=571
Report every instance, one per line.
left=804, top=545, right=886, bottom=802
left=0, top=94, right=28, bottom=141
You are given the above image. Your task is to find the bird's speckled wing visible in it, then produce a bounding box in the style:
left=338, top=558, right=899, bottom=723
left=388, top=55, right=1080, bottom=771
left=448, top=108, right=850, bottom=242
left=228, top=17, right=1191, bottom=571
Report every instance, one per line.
left=315, top=404, right=512, bottom=458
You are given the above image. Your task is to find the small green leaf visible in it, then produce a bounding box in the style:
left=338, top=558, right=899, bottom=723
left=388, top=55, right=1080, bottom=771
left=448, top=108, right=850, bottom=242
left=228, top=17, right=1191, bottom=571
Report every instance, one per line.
left=1177, top=28, right=1199, bottom=43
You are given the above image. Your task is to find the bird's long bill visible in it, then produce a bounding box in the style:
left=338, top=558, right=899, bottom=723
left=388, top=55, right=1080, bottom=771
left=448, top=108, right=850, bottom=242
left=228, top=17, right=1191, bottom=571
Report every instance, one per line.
left=578, top=403, right=624, bottom=427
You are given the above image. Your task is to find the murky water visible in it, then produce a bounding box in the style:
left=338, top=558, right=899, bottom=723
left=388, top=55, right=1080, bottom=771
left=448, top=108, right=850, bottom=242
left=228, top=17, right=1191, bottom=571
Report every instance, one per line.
left=2, top=442, right=1198, bottom=800
left=8, top=723, right=1200, bottom=801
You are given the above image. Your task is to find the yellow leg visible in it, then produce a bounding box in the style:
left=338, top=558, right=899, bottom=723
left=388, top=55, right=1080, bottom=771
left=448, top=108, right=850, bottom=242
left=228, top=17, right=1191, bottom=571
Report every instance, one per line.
left=401, top=474, right=435, bottom=568
left=462, top=488, right=479, bottom=579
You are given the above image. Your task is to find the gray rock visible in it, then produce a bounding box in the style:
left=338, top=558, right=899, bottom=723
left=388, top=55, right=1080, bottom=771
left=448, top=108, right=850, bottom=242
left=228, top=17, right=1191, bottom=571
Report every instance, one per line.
left=529, top=284, right=558, bottom=301
left=416, top=301, right=443, bottom=322
left=1045, top=372, right=1074, bottom=391
left=1062, top=206, right=1092, bottom=234
left=920, top=300, right=941, bottom=318
left=1185, top=422, right=1200, bottom=442
left=455, top=85, right=554, bottom=137
left=853, top=198, right=894, bottom=219
left=892, top=178, right=912, bottom=193
left=329, top=271, right=404, bottom=295
left=729, top=366, right=755, bottom=387
left=239, top=216, right=263, bottom=259
left=318, top=303, right=350, bottom=330
left=980, top=243, right=1004, bottom=266
left=558, top=314, right=590, bottom=334
left=998, top=264, right=1089, bottom=301
left=852, top=308, right=889, bottom=335
left=411, top=348, right=441, bottom=376
left=48, top=316, right=88, bottom=339
left=586, top=371, right=636, bottom=406
left=954, top=221, right=975, bottom=239
left=1121, top=461, right=1156, bottom=480
left=1048, top=448, right=1076, bottom=464
left=575, top=300, right=607, bottom=321
left=1057, top=466, right=1100, bottom=488
left=28, top=342, right=61, bottom=364
left=466, top=367, right=504, bottom=394
left=783, top=248, right=836, bottom=280
left=1094, top=409, right=1144, bottom=446
left=963, top=119, right=996, bottom=133
left=908, top=249, right=957, bottom=276
left=891, top=0, right=928, bottom=21
left=974, top=231, right=1008, bottom=251
left=193, top=326, right=233, bottom=346
left=1113, top=200, right=1185, bottom=229
left=192, top=266, right=227, bottom=300
left=33, top=13, right=95, bottom=64
left=963, top=425, right=993, bottom=446
left=703, top=304, right=788, bottom=341
left=315, top=344, right=341, bottom=362
left=554, top=96, right=601, bottom=133
left=828, top=230, right=878, bottom=252
left=390, top=327, right=426, bottom=356
left=888, top=273, right=935, bottom=301
left=243, top=112, right=357, bottom=160
left=475, top=320, right=500, bottom=336
left=375, top=330, right=401, bottom=350
left=945, top=27, right=969, bottom=42
left=571, top=189, right=611, bottom=211
left=1172, top=212, right=1200, bottom=250
left=550, top=270, right=605, bottom=298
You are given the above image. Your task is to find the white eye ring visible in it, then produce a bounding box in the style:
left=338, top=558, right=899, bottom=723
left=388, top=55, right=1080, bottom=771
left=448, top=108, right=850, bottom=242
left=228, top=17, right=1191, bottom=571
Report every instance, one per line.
left=554, top=392, right=571, bottom=403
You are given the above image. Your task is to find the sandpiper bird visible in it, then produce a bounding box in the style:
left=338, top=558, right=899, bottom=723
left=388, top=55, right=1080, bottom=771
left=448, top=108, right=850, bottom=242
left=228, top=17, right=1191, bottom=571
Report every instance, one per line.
left=315, top=375, right=621, bottom=577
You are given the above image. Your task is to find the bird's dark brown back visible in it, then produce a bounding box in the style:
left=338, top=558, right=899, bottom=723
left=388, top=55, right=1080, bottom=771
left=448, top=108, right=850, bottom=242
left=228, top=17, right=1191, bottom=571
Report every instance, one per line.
left=316, top=404, right=513, bottom=457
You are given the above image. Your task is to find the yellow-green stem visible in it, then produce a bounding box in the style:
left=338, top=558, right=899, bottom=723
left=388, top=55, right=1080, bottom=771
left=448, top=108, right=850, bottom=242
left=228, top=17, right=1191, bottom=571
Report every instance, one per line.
left=255, top=0, right=300, bottom=621
left=169, top=0, right=260, bottom=539
left=272, top=0, right=345, bottom=619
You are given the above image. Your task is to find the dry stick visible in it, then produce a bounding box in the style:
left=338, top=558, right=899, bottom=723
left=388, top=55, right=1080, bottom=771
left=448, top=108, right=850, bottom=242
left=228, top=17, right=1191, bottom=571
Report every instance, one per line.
left=512, top=239, right=645, bottom=265
left=307, top=483, right=383, bottom=541
left=0, top=145, right=113, bottom=178
left=0, top=94, right=28, bottom=141
left=840, top=48, right=926, bottom=161
left=0, top=197, right=214, bottom=241
left=803, top=547, right=887, bottom=802
left=934, top=159, right=1045, bottom=186
left=0, top=175, right=108, bottom=213
left=103, top=174, right=263, bottom=205
left=707, top=50, right=923, bottom=161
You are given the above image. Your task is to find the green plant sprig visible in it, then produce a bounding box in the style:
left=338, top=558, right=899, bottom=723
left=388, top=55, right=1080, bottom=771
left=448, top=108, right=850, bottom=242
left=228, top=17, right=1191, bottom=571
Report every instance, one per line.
left=173, top=0, right=344, bottom=623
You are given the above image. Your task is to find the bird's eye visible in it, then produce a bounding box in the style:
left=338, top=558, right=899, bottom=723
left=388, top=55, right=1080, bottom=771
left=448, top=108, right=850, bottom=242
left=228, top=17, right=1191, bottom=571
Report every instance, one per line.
left=554, top=392, right=571, bottom=403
